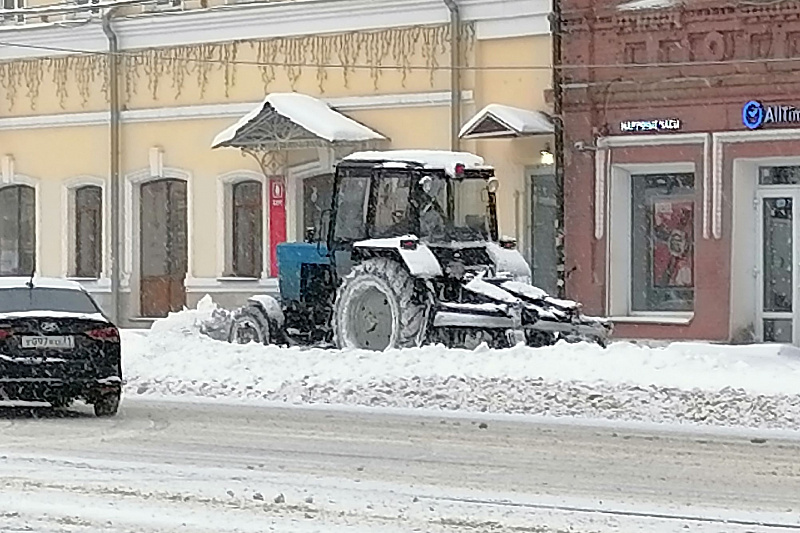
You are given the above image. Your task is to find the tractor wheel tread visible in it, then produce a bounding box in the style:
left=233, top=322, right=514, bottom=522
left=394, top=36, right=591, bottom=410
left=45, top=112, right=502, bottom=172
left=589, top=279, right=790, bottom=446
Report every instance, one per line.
left=333, top=258, right=429, bottom=350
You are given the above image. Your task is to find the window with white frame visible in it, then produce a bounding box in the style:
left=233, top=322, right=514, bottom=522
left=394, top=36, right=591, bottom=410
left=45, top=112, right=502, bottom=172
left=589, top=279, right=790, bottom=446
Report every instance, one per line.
left=73, top=185, right=103, bottom=278
left=2, top=0, right=24, bottom=23
left=0, top=184, right=35, bottom=276
left=629, top=173, right=695, bottom=313
left=226, top=180, right=263, bottom=278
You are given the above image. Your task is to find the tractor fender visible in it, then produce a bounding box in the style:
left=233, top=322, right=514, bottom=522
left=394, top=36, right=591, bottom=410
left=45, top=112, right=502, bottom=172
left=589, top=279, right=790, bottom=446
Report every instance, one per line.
left=486, top=242, right=532, bottom=280
left=353, top=236, right=442, bottom=278
left=246, top=294, right=285, bottom=328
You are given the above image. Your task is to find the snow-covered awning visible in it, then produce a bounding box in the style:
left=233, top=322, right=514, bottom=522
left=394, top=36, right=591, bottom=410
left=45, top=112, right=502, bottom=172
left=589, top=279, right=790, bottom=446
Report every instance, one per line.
left=211, top=93, right=386, bottom=151
left=459, top=104, right=554, bottom=140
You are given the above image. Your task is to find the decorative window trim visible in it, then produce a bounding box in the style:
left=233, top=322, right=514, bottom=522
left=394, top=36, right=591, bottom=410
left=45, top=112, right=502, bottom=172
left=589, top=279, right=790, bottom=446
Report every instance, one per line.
left=124, top=166, right=193, bottom=317
left=606, top=161, right=697, bottom=319
left=61, top=175, right=108, bottom=281
left=216, top=170, right=266, bottom=280
left=0, top=173, right=40, bottom=276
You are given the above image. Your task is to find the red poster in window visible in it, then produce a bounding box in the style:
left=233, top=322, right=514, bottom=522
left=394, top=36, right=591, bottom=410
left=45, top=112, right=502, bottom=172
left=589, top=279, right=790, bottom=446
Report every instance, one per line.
left=651, top=199, right=694, bottom=288
left=269, top=177, right=286, bottom=278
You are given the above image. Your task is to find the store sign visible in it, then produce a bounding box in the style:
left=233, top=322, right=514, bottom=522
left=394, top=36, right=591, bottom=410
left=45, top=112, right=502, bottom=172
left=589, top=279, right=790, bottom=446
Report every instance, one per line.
left=620, top=119, right=681, bottom=133
left=742, top=100, right=800, bottom=130
left=269, top=177, right=286, bottom=278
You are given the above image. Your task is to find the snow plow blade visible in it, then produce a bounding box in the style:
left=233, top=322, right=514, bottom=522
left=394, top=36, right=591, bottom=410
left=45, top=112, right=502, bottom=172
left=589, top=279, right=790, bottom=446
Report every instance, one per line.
left=430, top=275, right=612, bottom=348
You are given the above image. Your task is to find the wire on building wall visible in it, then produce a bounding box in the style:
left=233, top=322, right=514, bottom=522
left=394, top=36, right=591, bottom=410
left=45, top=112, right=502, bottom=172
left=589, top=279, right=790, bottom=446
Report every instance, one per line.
left=2, top=38, right=800, bottom=73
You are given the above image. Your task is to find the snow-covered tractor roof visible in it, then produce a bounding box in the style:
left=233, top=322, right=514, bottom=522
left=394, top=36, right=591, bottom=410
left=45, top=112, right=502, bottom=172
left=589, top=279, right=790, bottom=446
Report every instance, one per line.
left=342, top=150, right=492, bottom=177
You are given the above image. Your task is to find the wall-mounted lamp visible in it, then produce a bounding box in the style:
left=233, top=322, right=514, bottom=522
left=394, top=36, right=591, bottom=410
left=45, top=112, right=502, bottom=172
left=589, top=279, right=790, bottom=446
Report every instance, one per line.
left=540, top=143, right=555, bottom=166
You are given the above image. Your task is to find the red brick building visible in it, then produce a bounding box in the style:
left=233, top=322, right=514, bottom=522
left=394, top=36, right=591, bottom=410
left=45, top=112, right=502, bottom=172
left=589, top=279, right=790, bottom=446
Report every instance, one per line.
left=561, top=0, right=800, bottom=344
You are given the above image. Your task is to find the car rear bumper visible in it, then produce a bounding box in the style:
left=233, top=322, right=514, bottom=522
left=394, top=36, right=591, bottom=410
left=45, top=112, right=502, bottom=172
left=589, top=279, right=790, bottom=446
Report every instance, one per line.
left=0, top=376, right=122, bottom=402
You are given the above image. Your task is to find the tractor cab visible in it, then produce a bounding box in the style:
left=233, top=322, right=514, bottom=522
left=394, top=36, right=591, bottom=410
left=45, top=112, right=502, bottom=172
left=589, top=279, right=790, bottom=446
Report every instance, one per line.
left=326, top=151, right=500, bottom=250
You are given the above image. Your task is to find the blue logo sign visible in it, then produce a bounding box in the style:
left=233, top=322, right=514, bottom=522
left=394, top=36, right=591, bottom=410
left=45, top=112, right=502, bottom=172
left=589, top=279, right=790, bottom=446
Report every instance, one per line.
left=743, top=100, right=765, bottom=130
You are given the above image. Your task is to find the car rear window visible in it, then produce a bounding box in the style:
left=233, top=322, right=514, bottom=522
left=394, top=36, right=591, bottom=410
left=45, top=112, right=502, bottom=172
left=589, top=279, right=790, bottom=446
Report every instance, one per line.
left=0, top=288, right=100, bottom=314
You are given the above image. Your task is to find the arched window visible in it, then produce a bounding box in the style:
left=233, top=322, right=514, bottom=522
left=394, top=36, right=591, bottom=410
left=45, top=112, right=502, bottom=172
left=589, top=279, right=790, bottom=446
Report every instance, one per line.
left=0, top=185, right=35, bottom=276
left=74, top=185, right=103, bottom=278
left=231, top=180, right=263, bottom=278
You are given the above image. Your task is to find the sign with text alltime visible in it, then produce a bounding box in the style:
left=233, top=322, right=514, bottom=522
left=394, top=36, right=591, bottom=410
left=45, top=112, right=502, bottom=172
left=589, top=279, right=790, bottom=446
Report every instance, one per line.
left=743, top=100, right=800, bottom=130
left=620, top=119, right=682, bottom=133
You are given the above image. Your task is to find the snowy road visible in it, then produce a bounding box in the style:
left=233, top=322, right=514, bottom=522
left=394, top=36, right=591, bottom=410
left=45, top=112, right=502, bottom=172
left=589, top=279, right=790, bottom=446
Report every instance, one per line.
left=1, top=399, right=800, bottom=532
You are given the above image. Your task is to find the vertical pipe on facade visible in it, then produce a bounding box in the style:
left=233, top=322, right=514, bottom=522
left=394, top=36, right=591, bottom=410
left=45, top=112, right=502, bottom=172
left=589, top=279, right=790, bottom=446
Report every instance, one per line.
left=102, top=7, right=122, bottom=325
left=550, top=0, right=566, bottom=298
left=443, top=0, right=461, bottom=151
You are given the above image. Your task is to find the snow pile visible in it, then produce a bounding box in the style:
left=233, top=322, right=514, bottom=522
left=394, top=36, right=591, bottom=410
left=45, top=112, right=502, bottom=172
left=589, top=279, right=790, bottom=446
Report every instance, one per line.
left=123, top=300, right=800, bottom=430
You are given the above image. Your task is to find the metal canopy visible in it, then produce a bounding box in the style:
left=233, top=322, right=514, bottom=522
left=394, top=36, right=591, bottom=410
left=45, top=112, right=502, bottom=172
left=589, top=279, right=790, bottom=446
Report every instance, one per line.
left=212, top=93, right=387, bottom=152
left=459, top=103, right=554, bottom=140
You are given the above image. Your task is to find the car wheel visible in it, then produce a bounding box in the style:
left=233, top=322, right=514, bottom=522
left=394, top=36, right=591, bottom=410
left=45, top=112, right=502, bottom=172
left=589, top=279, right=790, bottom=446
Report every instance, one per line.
left=50, top=397, right=73, bottom=409
left=94, top=391, right=121, bottom=417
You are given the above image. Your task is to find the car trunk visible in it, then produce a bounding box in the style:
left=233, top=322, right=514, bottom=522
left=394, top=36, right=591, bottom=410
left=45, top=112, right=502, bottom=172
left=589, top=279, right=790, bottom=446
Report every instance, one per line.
left=0, top=316, right=117, bottom=381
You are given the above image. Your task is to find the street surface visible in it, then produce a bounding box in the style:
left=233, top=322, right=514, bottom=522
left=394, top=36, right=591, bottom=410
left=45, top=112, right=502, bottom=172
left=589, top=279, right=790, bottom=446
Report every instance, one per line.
left=0, top=398, right=799, bottom=532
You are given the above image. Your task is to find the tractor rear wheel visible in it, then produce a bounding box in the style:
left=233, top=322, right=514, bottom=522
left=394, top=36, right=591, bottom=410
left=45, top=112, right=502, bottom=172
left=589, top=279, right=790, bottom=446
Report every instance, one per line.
left=333, top=258, right=428, bottom=351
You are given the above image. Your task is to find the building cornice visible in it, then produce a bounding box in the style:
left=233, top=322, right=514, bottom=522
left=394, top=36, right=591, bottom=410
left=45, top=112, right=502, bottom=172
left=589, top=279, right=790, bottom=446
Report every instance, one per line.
left=0, top=89, right=474, bottom=131
left=0, top=0, right=549, bottom=62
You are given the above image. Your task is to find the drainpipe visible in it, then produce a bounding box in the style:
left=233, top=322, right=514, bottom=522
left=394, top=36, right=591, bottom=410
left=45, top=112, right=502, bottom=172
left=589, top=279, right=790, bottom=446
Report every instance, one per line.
left=443, top=0, right=461, bottom=151
left=102, top=7, right=122, bottom=325
left=550, top=0, right=566, bottom=299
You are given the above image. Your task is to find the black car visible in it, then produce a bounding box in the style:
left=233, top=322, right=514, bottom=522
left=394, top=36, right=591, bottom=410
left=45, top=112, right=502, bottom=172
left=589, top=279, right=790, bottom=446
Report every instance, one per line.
left=0, top=277, right=122, bottom=416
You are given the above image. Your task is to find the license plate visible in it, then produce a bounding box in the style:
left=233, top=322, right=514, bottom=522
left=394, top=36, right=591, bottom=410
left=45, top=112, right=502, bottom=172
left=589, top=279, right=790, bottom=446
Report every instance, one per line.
left=20, top=336, right=75, bottom=349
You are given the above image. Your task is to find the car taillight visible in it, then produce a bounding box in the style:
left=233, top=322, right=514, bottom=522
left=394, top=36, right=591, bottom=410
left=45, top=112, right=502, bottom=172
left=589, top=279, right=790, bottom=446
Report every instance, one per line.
left=0, top=329, right=11, bottom=340
left=86, top=327, right=120, bottom=342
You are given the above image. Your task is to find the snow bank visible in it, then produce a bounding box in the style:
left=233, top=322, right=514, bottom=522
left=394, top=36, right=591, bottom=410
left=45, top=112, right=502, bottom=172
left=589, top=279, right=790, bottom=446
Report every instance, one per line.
left=122, top=299, right=800, bottom=430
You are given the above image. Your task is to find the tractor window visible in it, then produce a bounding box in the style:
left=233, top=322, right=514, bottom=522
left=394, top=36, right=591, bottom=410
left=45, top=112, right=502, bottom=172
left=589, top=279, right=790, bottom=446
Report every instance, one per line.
left=372, top=174, right=413, bottom=238
left=333, top=176, right=369, bottom=242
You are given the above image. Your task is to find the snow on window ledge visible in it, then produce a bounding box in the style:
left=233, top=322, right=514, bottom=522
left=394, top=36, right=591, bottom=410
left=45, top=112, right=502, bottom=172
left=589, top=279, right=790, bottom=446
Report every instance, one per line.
left=609, top=314, right=694, bottom=325
left=185, top=276, right=278, bottom=293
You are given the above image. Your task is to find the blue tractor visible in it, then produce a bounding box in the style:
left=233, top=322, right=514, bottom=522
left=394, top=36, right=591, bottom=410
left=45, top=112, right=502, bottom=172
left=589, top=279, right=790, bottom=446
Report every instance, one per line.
left=227, top=150, right=611, bottom=350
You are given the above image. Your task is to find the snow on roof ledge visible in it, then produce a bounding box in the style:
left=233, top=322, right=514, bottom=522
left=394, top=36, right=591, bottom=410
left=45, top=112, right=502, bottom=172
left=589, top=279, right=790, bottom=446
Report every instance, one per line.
left=617, top=0, right=679, bottom=11
left=459, top=104, right=554, bottom=140
left=211, top=92, right=386, bottom=149
left=343, top=150, right=485, bottom=176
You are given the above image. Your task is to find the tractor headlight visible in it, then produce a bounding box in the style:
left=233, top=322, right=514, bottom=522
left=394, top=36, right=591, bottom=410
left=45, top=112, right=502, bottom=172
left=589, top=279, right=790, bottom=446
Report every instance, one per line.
left=487, top=177, right=499, bottom=193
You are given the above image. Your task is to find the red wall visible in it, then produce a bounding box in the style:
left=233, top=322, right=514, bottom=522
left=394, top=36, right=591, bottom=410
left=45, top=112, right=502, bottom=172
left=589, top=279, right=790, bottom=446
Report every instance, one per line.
left=561, top=0, right=800, bottom=341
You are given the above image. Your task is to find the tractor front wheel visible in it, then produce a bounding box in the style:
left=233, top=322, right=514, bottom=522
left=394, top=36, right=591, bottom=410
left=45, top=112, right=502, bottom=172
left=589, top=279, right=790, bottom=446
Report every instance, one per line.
left=228, top=305, right=271, bottom=345
left=333, top=258, right=428, bottom=351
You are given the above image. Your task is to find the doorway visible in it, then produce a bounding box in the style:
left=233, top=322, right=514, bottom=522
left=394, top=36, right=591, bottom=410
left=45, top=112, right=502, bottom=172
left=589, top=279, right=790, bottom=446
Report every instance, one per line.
left=757, top=190, right=799, bottom=343
left=529, top=170, right=558, bottom=295
left=139, top=179, right=188, bottom=318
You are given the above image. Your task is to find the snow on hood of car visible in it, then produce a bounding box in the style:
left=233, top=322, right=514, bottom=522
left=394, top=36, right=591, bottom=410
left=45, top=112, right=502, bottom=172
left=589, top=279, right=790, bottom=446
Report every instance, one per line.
left=0, top=310, right=109, bottom=322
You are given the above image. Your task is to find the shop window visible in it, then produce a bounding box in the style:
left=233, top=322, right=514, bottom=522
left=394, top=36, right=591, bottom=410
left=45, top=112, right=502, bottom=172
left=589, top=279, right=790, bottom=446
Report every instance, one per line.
left=230, top=180, right=263, bottom=278
left=630, top=173, right=695, bottom=312
left=74, top=185, right=103, bottom=278
left=760, top=166, right=800, bottom=185
left=0, top=185, right=35, bottom=276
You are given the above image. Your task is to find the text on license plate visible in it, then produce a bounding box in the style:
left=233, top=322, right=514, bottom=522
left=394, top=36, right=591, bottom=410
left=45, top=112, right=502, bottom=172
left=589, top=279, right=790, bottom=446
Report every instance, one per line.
left=21, top=336, right=75, bottom=349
